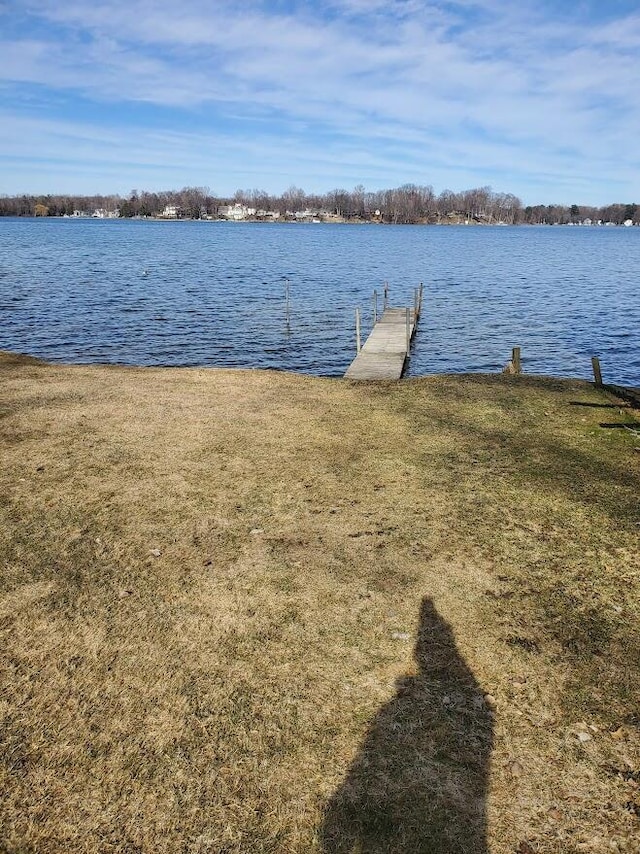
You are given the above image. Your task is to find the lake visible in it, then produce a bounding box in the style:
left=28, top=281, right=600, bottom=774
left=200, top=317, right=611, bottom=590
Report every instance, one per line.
left=1, top=218, right=638, bottom=386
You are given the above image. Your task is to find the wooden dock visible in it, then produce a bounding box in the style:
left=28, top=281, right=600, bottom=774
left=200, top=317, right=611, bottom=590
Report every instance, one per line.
left=344, top=307, right=418, bottom=380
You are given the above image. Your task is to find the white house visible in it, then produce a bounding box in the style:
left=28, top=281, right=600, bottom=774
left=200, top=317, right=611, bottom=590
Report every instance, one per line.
left=92, top=208, right=119, bottom=218
left=218, top=203, right=256, bottom=220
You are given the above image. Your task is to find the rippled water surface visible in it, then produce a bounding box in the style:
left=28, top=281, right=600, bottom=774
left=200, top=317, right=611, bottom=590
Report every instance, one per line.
left=1, top=218, right=638, bottom=384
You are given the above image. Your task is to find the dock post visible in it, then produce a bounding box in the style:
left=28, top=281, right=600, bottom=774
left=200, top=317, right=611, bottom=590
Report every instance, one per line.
left=285, top=278, right=291, bottom=327
left=383, top=281, right=388, bottom=310
left=405, top=307, right=411, bottom=354
left=591, top=356, right=603, bottom=386
left=355, top=308, right=362, bottom=353
left=373, top=289, right=378, bottom=324
left=512, top=347, right=521, bottom=375
left=418, top=282, right=423, bottom=316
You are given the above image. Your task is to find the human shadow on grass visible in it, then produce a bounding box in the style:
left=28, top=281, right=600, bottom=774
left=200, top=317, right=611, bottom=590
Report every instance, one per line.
left=320, top=598, right=493, bottom=854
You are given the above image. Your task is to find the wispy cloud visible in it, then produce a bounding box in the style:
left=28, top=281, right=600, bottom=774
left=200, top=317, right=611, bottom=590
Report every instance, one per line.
left=1, top=0, right=639, bottom=202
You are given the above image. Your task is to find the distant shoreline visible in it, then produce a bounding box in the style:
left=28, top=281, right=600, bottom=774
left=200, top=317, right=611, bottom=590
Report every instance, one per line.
left=2, top=215, right=638, bottom=228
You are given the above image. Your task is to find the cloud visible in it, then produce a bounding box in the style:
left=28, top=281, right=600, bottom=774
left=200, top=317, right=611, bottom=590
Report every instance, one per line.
left=1, top=0, right=639, bottom=202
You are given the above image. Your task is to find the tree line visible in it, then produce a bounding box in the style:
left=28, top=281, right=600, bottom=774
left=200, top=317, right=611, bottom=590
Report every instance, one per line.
left=1, top=184, right=638, bottom=225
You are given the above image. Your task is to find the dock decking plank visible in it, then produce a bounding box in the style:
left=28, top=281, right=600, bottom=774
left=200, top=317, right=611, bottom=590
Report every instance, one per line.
left=344, top=307, right=417, bottom=380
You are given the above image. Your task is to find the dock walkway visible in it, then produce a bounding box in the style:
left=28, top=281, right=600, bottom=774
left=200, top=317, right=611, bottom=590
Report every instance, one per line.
left=344, top=307, right=417, bottom=380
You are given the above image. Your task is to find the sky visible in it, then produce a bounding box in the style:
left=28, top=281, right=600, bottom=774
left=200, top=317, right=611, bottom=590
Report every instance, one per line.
left=1, top=0, right=640, bottom=205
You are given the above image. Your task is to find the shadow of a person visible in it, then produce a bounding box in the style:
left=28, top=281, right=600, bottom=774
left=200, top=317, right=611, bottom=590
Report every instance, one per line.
left=320, top=598, right=493, bottom=854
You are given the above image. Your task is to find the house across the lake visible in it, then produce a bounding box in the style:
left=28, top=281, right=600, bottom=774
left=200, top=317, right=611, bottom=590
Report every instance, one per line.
left=92, top=208, right=120, bottom=218
left=218, top=203, right=257, bottom=220
left=160, top=204, right=182, bottom=219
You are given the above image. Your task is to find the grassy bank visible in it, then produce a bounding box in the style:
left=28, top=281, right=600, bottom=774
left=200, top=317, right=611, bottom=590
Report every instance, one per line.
left=1, top=351, right=639, bottom=853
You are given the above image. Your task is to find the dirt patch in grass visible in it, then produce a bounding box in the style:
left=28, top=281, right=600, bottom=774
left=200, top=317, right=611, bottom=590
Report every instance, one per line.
left=1, top=352, right=639, bottom=853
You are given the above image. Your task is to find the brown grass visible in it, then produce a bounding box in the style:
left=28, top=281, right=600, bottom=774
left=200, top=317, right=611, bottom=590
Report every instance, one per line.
left=1, top=350, right=639, bottom=853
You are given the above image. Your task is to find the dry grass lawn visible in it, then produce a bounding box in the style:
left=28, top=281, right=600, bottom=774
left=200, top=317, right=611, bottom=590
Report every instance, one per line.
left=1, top=350, right=639, bottom=853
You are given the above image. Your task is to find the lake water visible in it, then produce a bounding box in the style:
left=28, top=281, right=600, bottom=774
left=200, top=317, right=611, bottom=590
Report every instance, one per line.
left=1, top=218, right=638, bottom=386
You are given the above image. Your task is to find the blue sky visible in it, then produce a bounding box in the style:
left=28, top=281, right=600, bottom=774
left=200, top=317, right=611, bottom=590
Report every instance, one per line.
left=1, top=0, right=639, bottom=204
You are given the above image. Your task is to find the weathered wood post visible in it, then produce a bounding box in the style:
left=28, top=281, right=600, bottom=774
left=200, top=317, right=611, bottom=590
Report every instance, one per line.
left=418, top=282, right=424, bottom=316
left=383, top=281, right=389, bottom=310
left=373, top=289, right=378, bottom=324
left=591, top=356, right=603, bottom=386
left=355, top=308, right=361, bottom=354
left=405, top=307, right=411, bottom=354
left=414, top=287, right=419, bottom=318
left=512, top=347, right=521, bottom=375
